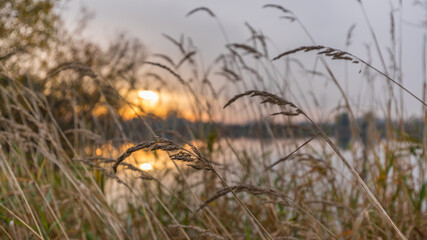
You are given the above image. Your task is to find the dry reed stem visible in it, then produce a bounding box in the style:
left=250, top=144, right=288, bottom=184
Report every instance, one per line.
left=176, top=51, right=196, bottom=69
left=210, top=169, right=273, bottom=240
left=14, top=154, right=71, bottom=240
left=0, top=223, right=13, bottom=240
left=243, top=66, right=264, bottom=82
left=169, top=225, right=225, bottom=240
left=218, top=67, right=241, bottom=82
left=0, top=153, right=44, bottom=238
left=142, top=203, right=172, bottom=240
left=152, top=53, right=176, bottom=66
left=144, top=61, right=186, bottom=84
left=146, top=184, right=191, bottom=240
left=0, top=203, right=43, bottom=240
left=197, top=184, right=336, bottom=238
left=227, top=43, right=263, bottom=58
left=265, top=134, right=318, bottom=171
left=47, top=61, right=97, bottom=79
left=0, top=48, right=26, bottom=61
left=263, top=4, right=292, bottom=14
left=145, top=72, right=167, bottom=85
left=358, top=1, right=389, bottom=77
left=186, top=7, right=216, bottom=18
left=273, top=45, right=427, bottom=108
left=346, top=24, right=357, bottom=47
left=161, top=33, right=185, bottom=54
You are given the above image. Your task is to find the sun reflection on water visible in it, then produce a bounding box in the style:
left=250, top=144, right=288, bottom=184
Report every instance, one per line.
left=99, top=140, right=208, bottom=214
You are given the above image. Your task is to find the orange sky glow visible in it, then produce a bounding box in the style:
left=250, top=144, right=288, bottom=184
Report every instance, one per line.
left=91, top=89, right=211, bottom=122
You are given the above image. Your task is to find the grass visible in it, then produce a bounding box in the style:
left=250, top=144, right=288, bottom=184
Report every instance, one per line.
left=1, top=1, right=427, bottom=239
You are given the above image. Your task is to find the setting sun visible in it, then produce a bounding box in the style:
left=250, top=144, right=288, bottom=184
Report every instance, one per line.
left=139, top=163, right=153, bottom=171
left=138, top=90, right=159, bottom=103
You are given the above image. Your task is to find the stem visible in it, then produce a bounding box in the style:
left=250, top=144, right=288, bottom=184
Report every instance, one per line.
left=211, top=169, right=273, bottom=240
left=301, top=111, right=408, bottom=240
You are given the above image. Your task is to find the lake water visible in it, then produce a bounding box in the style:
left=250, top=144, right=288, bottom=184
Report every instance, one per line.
left=101, top=137, right=424, bottom=214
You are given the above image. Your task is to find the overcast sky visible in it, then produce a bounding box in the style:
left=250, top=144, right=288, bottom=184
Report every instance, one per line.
left=60, top=0, right=427, bottom=120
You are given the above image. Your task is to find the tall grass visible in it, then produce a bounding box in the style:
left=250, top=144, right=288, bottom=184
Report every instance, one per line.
left=1, top=1, right=426, bottom=239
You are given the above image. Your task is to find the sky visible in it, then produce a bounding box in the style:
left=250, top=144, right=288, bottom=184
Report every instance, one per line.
left=60, top=0, right=427, bottom=122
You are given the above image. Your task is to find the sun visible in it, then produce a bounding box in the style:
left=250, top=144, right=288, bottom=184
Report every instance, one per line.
left=138, top=90, right=159, bottom=103
left=139, top=163, right=153, bottom=171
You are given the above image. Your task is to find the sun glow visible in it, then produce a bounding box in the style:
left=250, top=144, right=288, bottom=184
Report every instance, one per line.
left=139, top=163, right=153, bottom=171
left=138, top=90, right=159, bottom=103
left=115, top=89, right=204, bottom=121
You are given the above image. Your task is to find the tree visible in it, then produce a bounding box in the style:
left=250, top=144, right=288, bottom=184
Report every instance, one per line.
left=0, top=0, right=59, bottom=52
left=1, top=0, right=148, bottom=144
left=335, top=112, right=351, bottom=148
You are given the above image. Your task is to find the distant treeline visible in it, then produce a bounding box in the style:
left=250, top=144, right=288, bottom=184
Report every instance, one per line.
left=121, top=112, right=424, bottom=148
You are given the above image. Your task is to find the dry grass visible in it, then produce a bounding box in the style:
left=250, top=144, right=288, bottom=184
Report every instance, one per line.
left=1, top=1, right=427, bottom=240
